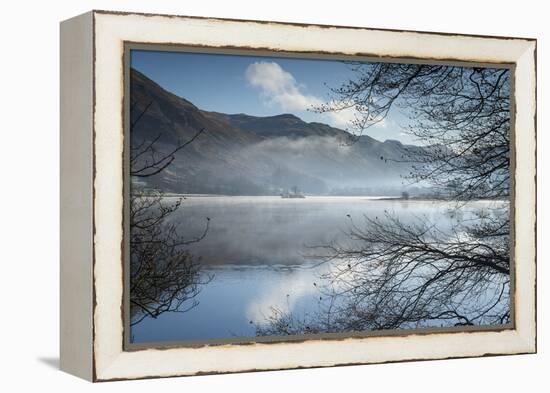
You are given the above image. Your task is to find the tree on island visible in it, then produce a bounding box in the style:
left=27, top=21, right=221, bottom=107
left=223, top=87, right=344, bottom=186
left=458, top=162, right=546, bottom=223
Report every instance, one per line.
left=257, top=63, right=511, bottom=335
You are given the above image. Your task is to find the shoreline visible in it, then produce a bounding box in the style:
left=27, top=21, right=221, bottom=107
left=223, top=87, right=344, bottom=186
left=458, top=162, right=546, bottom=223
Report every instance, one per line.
left=131, top=193, right=510, bottom=203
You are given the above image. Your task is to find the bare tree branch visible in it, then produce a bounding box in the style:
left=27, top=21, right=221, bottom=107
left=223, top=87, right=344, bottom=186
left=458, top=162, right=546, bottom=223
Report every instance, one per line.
left=258, top=63, right=511, bottom=336
left=128, top=82, right=212, bottom=326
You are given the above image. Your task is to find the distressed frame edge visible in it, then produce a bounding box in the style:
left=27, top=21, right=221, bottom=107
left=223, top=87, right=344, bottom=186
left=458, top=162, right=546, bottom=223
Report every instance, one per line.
left=122, top=42, right=517, bottom=351
left=89, top=11, right=537, bottom=381
left=511, top=40, right=537, bottom=354
left=59, top=11, right=95, bottom=381
left=92, top=9, right=538, bottom=42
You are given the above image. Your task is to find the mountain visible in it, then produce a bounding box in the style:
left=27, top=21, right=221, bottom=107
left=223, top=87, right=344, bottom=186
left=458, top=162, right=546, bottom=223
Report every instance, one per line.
left=130, top=68, right=424, bottom=196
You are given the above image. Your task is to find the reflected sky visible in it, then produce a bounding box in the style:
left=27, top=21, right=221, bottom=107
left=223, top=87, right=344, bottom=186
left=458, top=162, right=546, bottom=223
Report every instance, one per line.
left=130, top=197, right=507, bottom=343
left=131, top=263, right=325, bottom=343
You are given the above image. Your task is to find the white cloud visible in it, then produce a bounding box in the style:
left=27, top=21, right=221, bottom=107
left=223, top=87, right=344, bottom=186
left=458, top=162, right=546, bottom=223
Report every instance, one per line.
left=375, top=118, right=388, bottom=128
left=245, top=267, right=319, bottom=325
left=324, top=103, right=358, bottom=129
left=245, top=61, right=322, bottom=111
left=245, top=61, right=357, bottom=129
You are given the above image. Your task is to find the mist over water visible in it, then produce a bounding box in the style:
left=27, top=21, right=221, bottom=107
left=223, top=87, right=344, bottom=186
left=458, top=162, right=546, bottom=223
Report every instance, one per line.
left=131, top=196, right=506, bottom=343
left=168, top=196, right=486, bottom=266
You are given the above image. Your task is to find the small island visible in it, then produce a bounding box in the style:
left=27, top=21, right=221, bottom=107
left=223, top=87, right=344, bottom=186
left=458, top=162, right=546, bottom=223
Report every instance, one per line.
left=281, top=186, right=305, bottom=199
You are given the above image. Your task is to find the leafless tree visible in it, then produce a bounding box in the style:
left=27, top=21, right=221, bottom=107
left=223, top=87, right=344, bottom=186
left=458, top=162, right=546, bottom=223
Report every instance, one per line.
left=319, top=63, right=510, bottom=199
left=257, top=63, right=511, bottom=335
left=129, top=98, right=210, bottom=326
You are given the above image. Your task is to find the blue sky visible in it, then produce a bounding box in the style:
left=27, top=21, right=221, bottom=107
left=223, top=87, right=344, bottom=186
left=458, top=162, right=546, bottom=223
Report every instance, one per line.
left=131, top=49, right=413, bottom=143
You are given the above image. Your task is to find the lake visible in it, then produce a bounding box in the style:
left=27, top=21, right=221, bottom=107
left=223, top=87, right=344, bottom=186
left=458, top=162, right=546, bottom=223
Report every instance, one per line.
left=130, top=196, right=505, bottom=344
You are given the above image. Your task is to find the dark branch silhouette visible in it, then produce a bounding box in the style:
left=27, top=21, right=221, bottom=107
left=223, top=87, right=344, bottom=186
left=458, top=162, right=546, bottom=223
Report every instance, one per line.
left=129, top=96, right=211, bottom=326
left=318, top=63, right=510, bottom=199
left=130, top=99, right=206, bottom=178
left=130, top=192, right=212, bottom=326
left=257, top=63, right=511, bottom=335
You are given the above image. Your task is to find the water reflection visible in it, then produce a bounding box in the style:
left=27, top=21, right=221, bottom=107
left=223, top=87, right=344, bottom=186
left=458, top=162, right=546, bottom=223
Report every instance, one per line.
left=131, top=263, right=320, bottom=342
left=131, top=197, right=508, bottom=343
left=170, top=196, right=478, bottom=265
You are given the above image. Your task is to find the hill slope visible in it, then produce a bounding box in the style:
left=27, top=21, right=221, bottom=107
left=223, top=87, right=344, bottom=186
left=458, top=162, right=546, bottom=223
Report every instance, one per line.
left=130, top=68, right=421, bottom=196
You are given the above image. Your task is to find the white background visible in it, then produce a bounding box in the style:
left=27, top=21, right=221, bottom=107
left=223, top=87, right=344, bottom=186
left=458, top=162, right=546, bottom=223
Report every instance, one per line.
left=0, top=0, right=546, bottom=391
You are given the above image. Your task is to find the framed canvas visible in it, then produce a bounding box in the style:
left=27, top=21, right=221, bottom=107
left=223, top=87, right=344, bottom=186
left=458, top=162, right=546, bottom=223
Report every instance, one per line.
left=60, top=10, right=537, bottom=381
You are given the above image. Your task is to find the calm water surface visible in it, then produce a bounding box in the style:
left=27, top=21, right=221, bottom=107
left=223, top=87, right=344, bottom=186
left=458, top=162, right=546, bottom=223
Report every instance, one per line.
left=131, top=196, right=503, bottom=343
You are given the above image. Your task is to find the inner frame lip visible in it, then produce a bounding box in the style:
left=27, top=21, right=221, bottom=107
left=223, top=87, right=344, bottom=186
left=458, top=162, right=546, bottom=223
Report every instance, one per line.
left=121, top=41, right=516, bottom=352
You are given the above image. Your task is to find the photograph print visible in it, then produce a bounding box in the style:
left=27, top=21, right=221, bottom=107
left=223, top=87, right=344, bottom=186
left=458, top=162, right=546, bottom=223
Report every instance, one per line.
left=127, top=48, right=512, bottom=345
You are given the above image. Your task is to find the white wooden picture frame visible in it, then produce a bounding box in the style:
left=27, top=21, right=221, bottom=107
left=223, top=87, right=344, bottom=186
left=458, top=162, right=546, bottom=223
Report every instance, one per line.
left=60, top=10, right=536, bottom=381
